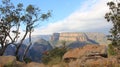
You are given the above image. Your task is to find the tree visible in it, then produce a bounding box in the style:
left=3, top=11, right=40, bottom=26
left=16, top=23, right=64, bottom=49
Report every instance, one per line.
left=22, top=5, right=51, bottom=61
left=0, top=0, right=23, bottom=55
left=105, top=1, right=120, bottom=47
left=0, top=0, right=51, bottom=60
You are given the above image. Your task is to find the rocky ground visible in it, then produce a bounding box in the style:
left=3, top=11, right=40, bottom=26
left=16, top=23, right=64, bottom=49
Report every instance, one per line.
left=0, top=45, right=120, bottom=67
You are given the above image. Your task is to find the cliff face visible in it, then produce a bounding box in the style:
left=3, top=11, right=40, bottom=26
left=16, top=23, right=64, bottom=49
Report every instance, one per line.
left=52, top=32, right=109, bottom=45
left=50, top=33, right=60, bottom=41
left=59, top=32, right=87, bottom=42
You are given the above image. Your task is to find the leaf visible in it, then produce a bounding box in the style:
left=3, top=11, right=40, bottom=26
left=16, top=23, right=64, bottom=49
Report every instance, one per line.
left=107, top=19, right=110, bottom=22
left=41, top=14, right=48, bottom=20
left=107, top=2, right=110, bottom=6
left=21, top=16, right=25, bottom=21
left=17, top=3, right=23, bottom=8
left=26, top=5, right=34, bottom=14
left=109, top=1, right=115, bottom=6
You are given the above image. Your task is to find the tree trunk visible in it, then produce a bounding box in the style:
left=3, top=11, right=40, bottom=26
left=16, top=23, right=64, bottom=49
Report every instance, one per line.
left=22, top=31, right=32, bottom=61
left=13, top=24, right=20, bottom=42
left=0, top=34, right=7, bottom=55
left=15, top=30, right=28, bottom=60
left=0, top=44, right=9, bottom=55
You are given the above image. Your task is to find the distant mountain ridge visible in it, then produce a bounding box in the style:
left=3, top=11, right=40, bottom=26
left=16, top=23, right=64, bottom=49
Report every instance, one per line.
left=23, top=32, right=109, bottom=45
left=22, top=32, right=109, bottom=48
left=51, top=32, right=109, bottom=45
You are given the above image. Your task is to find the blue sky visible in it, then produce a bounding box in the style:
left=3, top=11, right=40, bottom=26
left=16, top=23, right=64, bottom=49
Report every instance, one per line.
left=2, top=0, right=113, bottom=35
left=11, top=0, right=85, bottom=22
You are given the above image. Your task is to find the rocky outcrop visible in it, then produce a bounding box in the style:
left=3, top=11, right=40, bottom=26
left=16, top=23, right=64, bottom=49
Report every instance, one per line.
left=63, top=45, right=107, bottom=60
left=84, top=57, right=118, bottom=67
left=64, top=56, right=118, bottom=67
left=63, top=45, right=112, bottom=67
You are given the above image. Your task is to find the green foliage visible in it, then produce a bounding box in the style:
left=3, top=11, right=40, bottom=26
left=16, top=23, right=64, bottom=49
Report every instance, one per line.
left=108, top=44, right=117, bottom=56
left=48, top=57, right=61, bottom=65
left=24, top=58, right=32, bottom=63
left=42, top=54, right=51, bottom=64
left=42, top=47, right=67, bottom=64
left=105, top=1, right=120, bottom=46
left=49, top=47, right=67, bottom=58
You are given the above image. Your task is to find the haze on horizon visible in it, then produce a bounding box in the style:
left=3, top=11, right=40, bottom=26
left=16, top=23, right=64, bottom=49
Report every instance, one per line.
left=9, top=0, right=113, bottom=36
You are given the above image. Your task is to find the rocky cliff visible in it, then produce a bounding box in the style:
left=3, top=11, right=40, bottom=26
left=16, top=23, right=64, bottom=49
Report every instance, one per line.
left=51, top=32, right=109, bottom=45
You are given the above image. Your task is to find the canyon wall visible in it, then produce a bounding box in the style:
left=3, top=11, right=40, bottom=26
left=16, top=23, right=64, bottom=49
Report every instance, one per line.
left=51, top=32, right=109, bottom=45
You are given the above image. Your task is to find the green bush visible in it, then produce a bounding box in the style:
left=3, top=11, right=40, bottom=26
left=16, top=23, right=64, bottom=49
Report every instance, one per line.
left=24, top=58, right=32, bottom=63
left=108, top=44, right=117, bottom=56
left=42, top=47, right=67, bottom=64
left=42, top=55, right=51, bottom=64
left=48, top=57, right=61, bottom=65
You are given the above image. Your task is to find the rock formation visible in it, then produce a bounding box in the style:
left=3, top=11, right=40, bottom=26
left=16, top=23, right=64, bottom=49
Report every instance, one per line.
left=51, top=32, right=109, bottom=45
left=59, top=32, right=87, bottom=42
left=62, top=45, right=120, bottom=67
left=63, top=45, right=108, bottom=61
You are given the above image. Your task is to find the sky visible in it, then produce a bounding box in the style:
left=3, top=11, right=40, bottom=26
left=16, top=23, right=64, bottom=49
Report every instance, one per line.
left=3, top=0, right=114, bottom=36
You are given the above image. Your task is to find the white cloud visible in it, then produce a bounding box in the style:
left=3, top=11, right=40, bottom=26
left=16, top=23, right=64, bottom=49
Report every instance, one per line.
left=32, top=0, right=113, bottom=35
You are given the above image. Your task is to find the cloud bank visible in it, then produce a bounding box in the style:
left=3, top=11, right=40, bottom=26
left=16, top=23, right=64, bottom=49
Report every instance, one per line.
left=32, top=0, right=112, bottom=35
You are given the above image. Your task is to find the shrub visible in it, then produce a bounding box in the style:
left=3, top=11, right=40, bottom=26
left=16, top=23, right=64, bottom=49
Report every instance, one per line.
left=42, top=55, right=51, bottom=64
left=42, top=47, right=67, bottom=64
left=108, top=44, right=117, bottom=56
left=24, top=58, right=32, bottom=63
